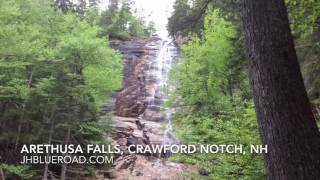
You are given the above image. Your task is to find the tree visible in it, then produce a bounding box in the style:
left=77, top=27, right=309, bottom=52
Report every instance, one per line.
left=109, top=0, right=119, bottom=12
left=169, top=10, right=263, bottom=178
left=88, top=0, right=100, bottom=9
left=54, top=0, right=75, bottom=12
left=167, top=0, right=241, bottom=38
left=285, top=0, right=320, bottom=106
left=241, top=0, right=320, bottom=179
left=99, top=0, right=152, bottom=39
left=168, top=0, right=193, bottom=37
left=171, top=9, right=249, bottom=113
left=0, top=0, right=122, bottom=178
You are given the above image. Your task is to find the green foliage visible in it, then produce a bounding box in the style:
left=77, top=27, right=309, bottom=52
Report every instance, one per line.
left=171, top=104, right=265, bottom=179
left=168, top=0, right=195, bottom=37
left=84, top=57, right=122, bottom=106
left=0, top=0, right=122, bottom=178
left=168, top=0, right=319, bottom=179
left=169, top=8, right=263, bottom=179
left=170, top=9, right=249, bottom=113
left=286, top=0, right=320, bottom=38
left=168, top=0, right=241, bottom=37
left=146, top=21, right=157, bottom=36
left=99, top=0, right=154, bottom=39
left=2, top=164, right=35, bottom=179
left=284, top=0, right=320, bottom=106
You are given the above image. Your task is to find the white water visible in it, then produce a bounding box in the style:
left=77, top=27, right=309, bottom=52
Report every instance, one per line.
left=144, top=38, right=179, bottom=147
left=158, top=40, right=175, bottom=146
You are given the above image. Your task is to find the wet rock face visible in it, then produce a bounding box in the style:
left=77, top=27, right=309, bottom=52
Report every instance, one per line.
left=112, top=40, right=151, bottom=117
left=111, top=39, right=177, bottom=152
left=112, top=38, right=171, bottom=122
left=106, top=39, right=199, bottom=179
left=115, top=74, right=147, bottom=117
left=112, top=38, right=166, bottom=118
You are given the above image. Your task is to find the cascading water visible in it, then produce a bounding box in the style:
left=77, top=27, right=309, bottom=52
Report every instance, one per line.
left=143, top=38, right=180, bottom=152
left=158, top=41, right=175, bottom=146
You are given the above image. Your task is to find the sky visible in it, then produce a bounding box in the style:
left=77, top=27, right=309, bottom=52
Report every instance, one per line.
left=100, top=0, right=175, bottom=38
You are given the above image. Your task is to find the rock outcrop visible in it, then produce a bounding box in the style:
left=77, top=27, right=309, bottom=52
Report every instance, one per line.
left=112, top=40, right=150, bottom=117
left=106, top=38, right=197, bottom=179
left=112, top=38, right=167, bottom=121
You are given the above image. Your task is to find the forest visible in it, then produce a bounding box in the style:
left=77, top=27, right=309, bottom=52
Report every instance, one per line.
left=0, top=0, right=155, bottom=179
left=0, top=0, right=319, bottom=179
left=168, top=0, right=320, bottom=179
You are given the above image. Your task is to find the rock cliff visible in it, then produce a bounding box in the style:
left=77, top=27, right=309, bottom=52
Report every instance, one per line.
left=101, top=38, right=197, bottom=179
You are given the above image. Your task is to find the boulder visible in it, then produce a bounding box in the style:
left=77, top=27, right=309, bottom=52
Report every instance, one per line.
left=114, top=155, right=137, bottom=170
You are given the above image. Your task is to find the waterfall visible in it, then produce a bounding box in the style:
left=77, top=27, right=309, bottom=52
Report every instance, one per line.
left=144, top=38, right=179, bottom=148
left=157, top=40, right=175, bottom=145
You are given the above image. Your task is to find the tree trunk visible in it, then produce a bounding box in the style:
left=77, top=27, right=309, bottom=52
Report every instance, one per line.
left=0, top=166, right=5, bottom=180
left=14, top=104, right=25, bottom=151
left=15, top=69, right=33, bottom=151
left=241, top=0, right=320, bottom=179
left=43, top=108, right=55, bottom=180
left=60, top=127, right=71, bottom=180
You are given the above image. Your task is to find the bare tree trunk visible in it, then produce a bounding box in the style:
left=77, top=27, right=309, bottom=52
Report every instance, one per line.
left=241, top=0, right=320, bottom=179
left=60, top=127, right=71, bottom=180
left=14, top=69, right=34, bottom=151
left=14, top=104, right=24, bottom=151
left=0, top=166, right=5, bottom=180
left=43, top=109, right=55, bottom=180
